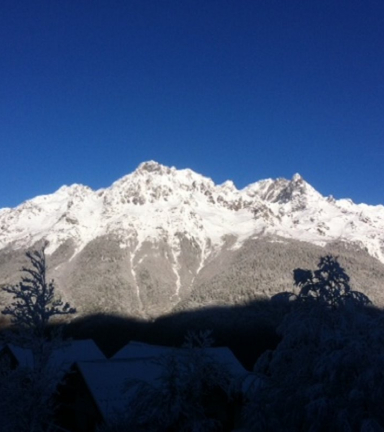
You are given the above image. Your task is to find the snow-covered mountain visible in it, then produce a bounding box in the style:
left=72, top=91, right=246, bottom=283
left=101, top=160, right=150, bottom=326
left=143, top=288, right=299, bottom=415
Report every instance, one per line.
left=1, top=161, right=384, bottom=317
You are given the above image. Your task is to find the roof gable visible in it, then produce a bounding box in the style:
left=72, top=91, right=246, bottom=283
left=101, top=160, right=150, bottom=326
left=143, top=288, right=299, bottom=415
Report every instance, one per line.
left=76, top=358, right=161, bottom=421
left=112, top=341, right=246, bottom=378
left=1, top=339, right=105, bottom=370
left=73, top=342, right=248, bottom=422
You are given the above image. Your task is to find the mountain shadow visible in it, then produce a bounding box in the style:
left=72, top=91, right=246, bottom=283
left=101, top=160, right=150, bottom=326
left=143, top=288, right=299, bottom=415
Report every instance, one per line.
left=2, top=254, right=384, bottom=431
left=57, top=280, right=384, bottom=431
left=61, top=298, right=284, bottom=369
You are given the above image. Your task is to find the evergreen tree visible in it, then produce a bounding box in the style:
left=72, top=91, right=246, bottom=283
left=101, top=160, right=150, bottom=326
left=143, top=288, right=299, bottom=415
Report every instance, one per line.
left=0, top=244, right=76, bottom=431
left=242, top=257, right=381, bottom=431
left=2, top=244, right=76, bottom=339
left=294, top=255, right=371, bottom=307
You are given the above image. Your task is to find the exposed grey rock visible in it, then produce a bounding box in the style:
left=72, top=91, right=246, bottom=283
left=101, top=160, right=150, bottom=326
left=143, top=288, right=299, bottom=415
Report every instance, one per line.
left=1, top=162, right=384, bottom=320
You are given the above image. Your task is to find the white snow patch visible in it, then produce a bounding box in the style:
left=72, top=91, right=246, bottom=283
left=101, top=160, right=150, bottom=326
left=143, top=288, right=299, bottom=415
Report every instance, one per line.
left=0, top=161, right=383, bottom=266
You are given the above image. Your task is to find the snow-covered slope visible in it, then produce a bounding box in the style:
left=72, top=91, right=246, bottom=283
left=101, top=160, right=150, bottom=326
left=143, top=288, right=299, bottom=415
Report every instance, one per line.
left=1, top=161, right=383, bottom=263
left=1, top=161, right=384, bottom=317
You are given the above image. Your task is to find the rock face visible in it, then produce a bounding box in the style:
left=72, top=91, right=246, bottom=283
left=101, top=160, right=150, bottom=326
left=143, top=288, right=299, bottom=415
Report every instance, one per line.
left=1, top=161, right=384, bottom=318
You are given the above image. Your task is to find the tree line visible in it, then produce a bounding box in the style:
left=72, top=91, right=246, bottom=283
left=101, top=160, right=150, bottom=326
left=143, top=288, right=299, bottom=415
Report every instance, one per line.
left=0, top=246, right=383, bottom=431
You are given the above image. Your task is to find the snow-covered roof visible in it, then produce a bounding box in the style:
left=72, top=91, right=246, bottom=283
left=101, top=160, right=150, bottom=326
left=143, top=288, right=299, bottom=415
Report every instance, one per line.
left=112, top=341, right=246, bottom=378
left=2, top=339, right=105, bottom=370
left=76, top=342, right=249, bottom=421
left=51, top=339, right=105, bottom=365
left=206, top=347, right=247, bottom=378
left=77, top=358, right=161, bottom=421
left=112, top=340, right=175, bottom=360
left=4, top=344, right=34, bottom=368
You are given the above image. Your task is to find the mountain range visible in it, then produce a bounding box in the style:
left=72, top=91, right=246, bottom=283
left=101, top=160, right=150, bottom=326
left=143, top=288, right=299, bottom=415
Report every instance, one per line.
left=1, top=161, right=384, bottom=318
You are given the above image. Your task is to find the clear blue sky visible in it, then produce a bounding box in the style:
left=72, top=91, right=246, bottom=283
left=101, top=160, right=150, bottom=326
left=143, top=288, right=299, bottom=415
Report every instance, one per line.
left=1, top=0, right=383, bottom=208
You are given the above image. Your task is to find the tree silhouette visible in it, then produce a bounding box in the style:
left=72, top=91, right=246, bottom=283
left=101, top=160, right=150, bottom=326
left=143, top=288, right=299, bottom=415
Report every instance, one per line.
left=271, top=255, right=371, bottom=308
left=294, top=255, right=371, bottom=307
left=2, top=244, right=76, bottom=339
left=243, top=257, right=380, bottom=432
left=0, top=245, right=76, bottom=431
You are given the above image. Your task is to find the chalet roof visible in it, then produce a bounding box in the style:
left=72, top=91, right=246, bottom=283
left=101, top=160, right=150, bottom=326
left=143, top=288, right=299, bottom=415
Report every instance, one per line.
left=74, top=342, right=249, bottom=422
left=1, top=339, right=105, bottom=370
left=76, top=358, right=161, bottom=421
left=4, top=344, right=34, bottom=368
left=112, top=341, right=247, bottom=378
left=51, top=339, right=106, bottom=365
left=112, top=340, right=175, bottom=360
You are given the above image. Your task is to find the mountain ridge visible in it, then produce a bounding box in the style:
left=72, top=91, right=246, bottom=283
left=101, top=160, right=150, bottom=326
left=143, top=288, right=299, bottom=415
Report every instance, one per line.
left=1, top=161, right=383, bottom=262
left=1, top=161, right=384, bottom=318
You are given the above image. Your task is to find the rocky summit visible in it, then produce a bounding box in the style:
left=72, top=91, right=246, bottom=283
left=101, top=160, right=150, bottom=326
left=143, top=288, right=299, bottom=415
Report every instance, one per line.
left=1, top=161, right=384, bottom=318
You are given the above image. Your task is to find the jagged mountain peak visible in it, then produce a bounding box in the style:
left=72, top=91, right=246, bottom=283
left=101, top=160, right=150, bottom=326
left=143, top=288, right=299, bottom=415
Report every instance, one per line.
left=272, top=174, right=319, bottom=206
left=109, top=162, right=218, bottom=207
left=113, top=163, right=313, bottom=205
left=218, top=180, right=237, bottom=193
left=291, top=172, right=303, bottom=182
left=242, top=173, right=314, bottom=205
left=135, top=160, right=173, bottom=175
left=115, top=161, right=209, bottom=185
left=1, top=162, right=384, bottom=318
left=0, top=162, right=384, bottom=267
left=55, top=183, right=94, bottom=195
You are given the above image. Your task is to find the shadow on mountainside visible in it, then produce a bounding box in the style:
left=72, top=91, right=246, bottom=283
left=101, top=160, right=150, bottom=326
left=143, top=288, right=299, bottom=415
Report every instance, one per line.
left=60, top=255, right=376, bottom=369
left=2, top=253, right=384, bottom=432
left=58, top=299, right=384, bottom=432
left=0, top=296, right=284, bottom=369
left=59, top=298, right=283, bottom=369
left=0, top=254, right=379, bottom=372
